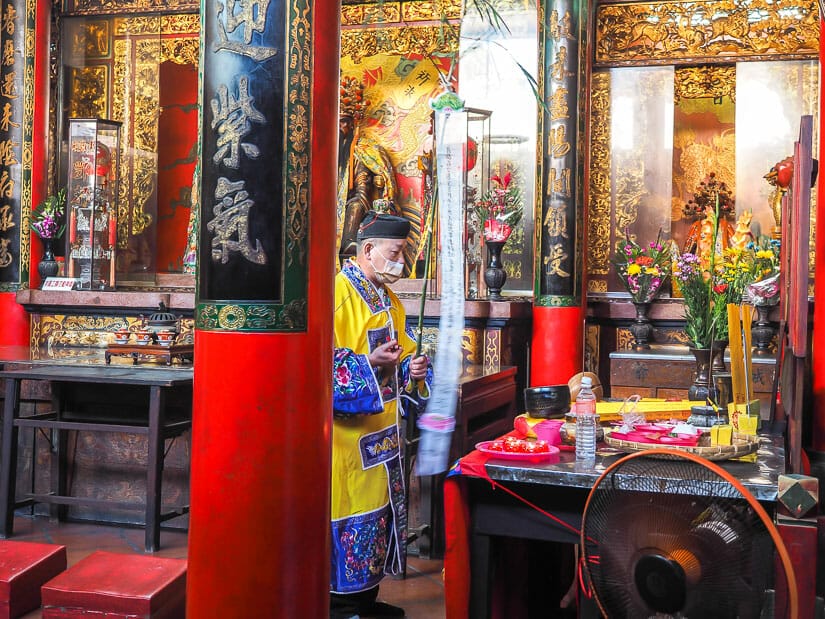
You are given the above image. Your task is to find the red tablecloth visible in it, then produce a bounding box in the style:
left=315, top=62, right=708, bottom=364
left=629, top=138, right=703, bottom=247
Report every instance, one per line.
left=443, top=435, right=581, bottom=619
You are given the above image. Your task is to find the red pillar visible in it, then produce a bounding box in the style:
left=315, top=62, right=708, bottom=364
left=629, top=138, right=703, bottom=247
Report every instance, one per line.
left=812, top=21, right=825, bottom=450
left=531, top=305, right=584, bottom=385
left=186, top=0, right=338, bottom=615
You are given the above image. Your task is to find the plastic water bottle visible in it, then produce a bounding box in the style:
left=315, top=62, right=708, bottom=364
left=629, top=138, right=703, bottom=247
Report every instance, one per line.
left=575, top=376, right=598, bottom=462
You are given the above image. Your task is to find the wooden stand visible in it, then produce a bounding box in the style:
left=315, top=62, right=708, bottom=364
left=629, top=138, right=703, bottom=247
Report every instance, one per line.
left=105, top=343, right=194, bottom=366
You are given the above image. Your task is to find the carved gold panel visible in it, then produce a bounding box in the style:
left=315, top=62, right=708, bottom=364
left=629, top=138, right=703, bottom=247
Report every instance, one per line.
left=595, top=0, right=819, bottom=66
left=674, top=65, right=736, bottom=103
left=341, top=3, right=401, bottom=25
left=402, top=0, right=462, bottom=21
left=341, top=25, right=459, bottom=63
left=584, top=324, right=599, bottom=375
left=69, top=66, right=108, bottom=119
left=65, top=0, right=198, bottom=16
left=587, top=70, right=610, bottom=277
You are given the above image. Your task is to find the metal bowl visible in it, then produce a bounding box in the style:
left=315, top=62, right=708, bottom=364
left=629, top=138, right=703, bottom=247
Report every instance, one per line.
left=524, top=385, right=571, bottom=419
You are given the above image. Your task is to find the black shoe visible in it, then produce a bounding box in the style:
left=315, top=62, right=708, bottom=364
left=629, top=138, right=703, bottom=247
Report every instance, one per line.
left=360, top=601, right=405, bottom=618
left=330, top=611, right=360, bottom=619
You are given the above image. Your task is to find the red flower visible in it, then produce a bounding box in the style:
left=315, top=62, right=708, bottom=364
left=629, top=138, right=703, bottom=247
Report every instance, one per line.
left=483, top=218, right=512, bottom=242
left=336, top=364, right=351, bottom=387
left=636, top=255, right=654, bottom=267
left=713, top=283, right=728, bottom=294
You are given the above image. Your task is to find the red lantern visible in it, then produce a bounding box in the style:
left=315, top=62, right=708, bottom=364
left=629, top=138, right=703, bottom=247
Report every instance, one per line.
left=464, top=137, right=478, bottom=171
left=775, top=157, right=793, bottom=189
left=95, top=142, right=112, bottom=178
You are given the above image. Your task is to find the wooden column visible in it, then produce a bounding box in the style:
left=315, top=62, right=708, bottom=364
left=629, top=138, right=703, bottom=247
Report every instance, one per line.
left=811, top=20, right=825, bottom=451
left=530, top=0, right=590, bottom=385
left=0, top=0, right=50, bottom=346
left=186, top=0, right=338, bottom=615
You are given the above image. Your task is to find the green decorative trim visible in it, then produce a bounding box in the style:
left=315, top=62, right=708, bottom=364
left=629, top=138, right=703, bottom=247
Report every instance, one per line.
left=197, top=300, right=307, bottom=331
left=21, top=0, right=35, bottom=287
left=0, top=282, right=20, bottom=292
left=196, top=0, right=311, bottom=332
left=534, top=295, right=580, bottom=307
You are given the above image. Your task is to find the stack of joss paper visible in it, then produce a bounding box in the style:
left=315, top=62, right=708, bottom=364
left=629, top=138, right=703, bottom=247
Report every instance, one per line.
left=726, top=303, right=759, bottom=458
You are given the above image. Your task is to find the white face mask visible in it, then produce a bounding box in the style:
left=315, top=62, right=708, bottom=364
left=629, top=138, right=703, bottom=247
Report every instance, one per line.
left=370, top=246, right=404, bottom=284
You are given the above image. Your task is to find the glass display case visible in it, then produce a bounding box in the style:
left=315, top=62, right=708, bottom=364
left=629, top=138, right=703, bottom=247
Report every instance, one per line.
left=463, top=108, right=491, bottom=299
left=65, top=118, right=121, bottom=290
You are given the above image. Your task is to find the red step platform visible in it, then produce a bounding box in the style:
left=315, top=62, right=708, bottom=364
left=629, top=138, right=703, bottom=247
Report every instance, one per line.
left=0, top=540, right=67, bottom=619
left=41, top=551, right=186, bottom=619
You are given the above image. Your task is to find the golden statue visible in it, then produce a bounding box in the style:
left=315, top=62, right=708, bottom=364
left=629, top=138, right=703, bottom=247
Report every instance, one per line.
left=683, top=203, right=735, bottom=271
left=337, top=77, right=399, bottom=261
left=729, top=210, right=755, bottom=251
left=764, top=156, right=793, bottom=241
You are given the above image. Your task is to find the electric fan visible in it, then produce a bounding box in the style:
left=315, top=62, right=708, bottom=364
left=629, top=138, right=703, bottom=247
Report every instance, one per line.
left=581, top=449, right=798, bottom=618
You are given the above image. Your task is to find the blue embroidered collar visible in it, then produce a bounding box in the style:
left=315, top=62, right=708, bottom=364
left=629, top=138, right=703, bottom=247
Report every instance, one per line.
left=342, top=259, right=386, bottom=315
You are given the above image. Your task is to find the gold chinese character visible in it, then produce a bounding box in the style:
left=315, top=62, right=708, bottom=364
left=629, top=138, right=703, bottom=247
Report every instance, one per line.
left=543, top=204, right=568, bottom=238
left=548, top=125, right=570, bottom=158
left=0, top=70, right=17, bottom=99
left=0, top=236, right=10, bottom=268
left=211, top=76, right=266, bottom=169
left=0, top=137, right=17, bottom=165
left=0, top=170, right=14, bottom=198
left=549, top=10, right=572, bottom=42
left=543, top=243, right=570, bottom=277
left=551, top=47, right=568, bottom=82
left=0, top=202, right=13, bottom=232
left=546, top=167, right=571, bottom=197
left=2, top=4, right=15, bottom=36
left=0, top=102, right=17, bottom=131
left=2, top=40, right=13, bottom=66
left=207, top=176, right=267, bottom=265
left=215, top=0, right=277, bottom=61
left=549, top=87, right=569, bottom=121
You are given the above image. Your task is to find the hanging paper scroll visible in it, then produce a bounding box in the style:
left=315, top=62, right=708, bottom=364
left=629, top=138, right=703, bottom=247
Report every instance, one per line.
left=417, top=93, right=466, bottom=476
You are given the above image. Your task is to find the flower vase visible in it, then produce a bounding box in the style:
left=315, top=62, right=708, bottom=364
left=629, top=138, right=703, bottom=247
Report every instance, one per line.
left=484, top=240, right=507, bottom=301
left=629, top=302, right=653, bottom=351
left=37, top=238, right=59, bottom=282
left=687, top=347, right=713, bottom=402
left=711, top=339, right=728, bottom=373
left=751, top=304, right=775, bottom=357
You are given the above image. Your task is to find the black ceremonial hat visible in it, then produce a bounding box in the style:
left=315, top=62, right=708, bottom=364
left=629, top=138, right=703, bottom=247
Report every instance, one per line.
left=357, top=211, right=410, bottom=240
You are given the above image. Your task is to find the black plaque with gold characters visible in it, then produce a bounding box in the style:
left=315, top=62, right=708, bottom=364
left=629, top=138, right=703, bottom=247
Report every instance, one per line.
left=198, top=0, right=311, bottom=331
left=535, top=0, right=586, bottom=306
left=0, top=0, right=25, bottom=289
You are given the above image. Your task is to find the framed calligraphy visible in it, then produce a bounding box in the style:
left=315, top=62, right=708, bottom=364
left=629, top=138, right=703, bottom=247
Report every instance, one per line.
left=0, top=0, right=26, bottom=290
left=198, top=0, right=311, bottom=331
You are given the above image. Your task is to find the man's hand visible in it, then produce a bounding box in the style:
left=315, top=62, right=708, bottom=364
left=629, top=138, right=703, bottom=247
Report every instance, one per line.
left=409, top=355, right=429, bottom=381
left=369, top=340, right=402, bottom=371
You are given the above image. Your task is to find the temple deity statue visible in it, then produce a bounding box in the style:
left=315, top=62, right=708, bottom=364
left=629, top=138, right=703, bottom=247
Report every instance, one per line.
left=682, top=203, right=735, bottom=271
left=337, top=77, right=399, bottom=261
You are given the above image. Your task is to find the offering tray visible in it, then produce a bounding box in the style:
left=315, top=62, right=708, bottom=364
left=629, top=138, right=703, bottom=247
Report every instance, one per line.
left=105, top=343, right=194, bottom=366
left=604, top=431, right=759, bottom=461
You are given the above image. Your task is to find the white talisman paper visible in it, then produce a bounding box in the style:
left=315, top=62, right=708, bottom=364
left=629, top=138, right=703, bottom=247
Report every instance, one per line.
left=416, top=107, right=465, bottom=476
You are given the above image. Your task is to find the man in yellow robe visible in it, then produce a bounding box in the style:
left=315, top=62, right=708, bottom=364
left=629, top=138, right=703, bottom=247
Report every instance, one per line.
left=331, top=211, right=432, bottom=619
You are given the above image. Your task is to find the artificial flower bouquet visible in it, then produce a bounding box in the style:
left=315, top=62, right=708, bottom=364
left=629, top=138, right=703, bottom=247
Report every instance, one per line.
left=611, top=229, right=671, bottom=303
left=474, top=171, right=523, bottom=243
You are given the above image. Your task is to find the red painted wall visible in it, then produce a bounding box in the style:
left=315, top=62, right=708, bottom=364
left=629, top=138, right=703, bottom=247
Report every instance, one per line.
left=186, top=0, right=339, bottom=615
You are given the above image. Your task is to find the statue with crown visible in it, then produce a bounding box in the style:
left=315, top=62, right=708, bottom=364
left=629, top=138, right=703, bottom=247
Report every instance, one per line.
left=337, top=76, right=400, bottom=263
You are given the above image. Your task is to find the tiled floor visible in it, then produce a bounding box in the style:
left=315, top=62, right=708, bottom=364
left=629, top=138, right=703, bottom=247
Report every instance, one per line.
left=10, top=514, right=445, bottom=618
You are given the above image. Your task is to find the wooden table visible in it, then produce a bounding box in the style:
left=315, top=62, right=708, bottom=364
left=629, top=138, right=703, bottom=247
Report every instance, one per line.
left=411, top=365, right=517, bottom=559
left=0, top=364, right=193, bottom=552
left=445, top=435, right=788, bottom=618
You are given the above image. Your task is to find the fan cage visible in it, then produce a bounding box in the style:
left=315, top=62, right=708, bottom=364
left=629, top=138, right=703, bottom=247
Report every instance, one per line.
left=581, top=450, right=796, bottom=619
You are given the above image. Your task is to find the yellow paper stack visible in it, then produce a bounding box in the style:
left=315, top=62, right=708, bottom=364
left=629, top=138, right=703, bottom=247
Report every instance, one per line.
left=727, top=304, right=759, bottom=460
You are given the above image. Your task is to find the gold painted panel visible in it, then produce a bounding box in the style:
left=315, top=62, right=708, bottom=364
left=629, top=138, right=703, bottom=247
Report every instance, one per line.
left=462, top=327, right=482, bottom=364
left=402, top=0, right=462, bottom=21
left=69, top=66, right=108, bottom=119
left=484, top=329, right=501, bottom=373
left=587, top=70, right=610, bottom=276
left=595, top=0, right=819, bottom=66
left=70, top=20, right=109, bottom=58
left=588, top=279, right=607, bottom=292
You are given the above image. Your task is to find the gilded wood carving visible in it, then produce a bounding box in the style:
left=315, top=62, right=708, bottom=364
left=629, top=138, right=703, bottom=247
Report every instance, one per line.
left=596, top=0, right=819, bottom=66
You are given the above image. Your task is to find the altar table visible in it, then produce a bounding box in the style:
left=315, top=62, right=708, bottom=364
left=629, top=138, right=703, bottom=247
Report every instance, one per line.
left=0, top=364, right=193, bottom=552
left=444, top=435, right=787, bottom=619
